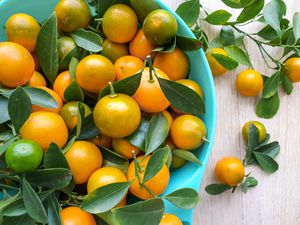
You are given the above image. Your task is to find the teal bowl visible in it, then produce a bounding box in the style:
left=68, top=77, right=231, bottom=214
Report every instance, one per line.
left=0, top=0, right=216, bottom=224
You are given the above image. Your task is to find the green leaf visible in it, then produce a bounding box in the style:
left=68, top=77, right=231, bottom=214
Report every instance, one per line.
left=36, top=13, right=59, bottom=84
left=0, top=136, right=19, bottom=157
left=256, top=93, right=280, bottom=119
left=164, top=188, right=200, bottom=209
left=59, top=47, right=80, bottom=71
left=25, top=87, right=58, bottom=109
left=76, top=102, right=86, bottom=137
left=0, top=96, right=9, bottom=124
left=240, top=176, right=258, bottom=193
left=99, top=72, right=142, bottom=99
left=126, top=115, right=152, bottom=150
left=253, top=151, right=279, bottom=173
left=22, top=178, right=48, bottom=223
left=8, top=87, right=31, bottom=134
left=293, top=12, right=300, bottom=42
left=0, top=192, right=20, bottom=211
left=158, top=78, right=205, bottom=115
left=255, top=141, right=280, bottom=159
left=145, top=113, right=169, bottom=155
left=0, top=129, right=13, bottom=141
left=143, top=146, right=169, bottom=183
left=262, top=72, right=283, bottom=98
left=101, top=147, right=129, bottom=165
left=212, top=54, right=239, bottom=70
left=128, top=0, right=161, bottom=23
left=71, top=28, right=103, bottom=52
left=69, top=57, right=79, bottom=79
left=62, top=136, right=76, bottom=154
left=237, top=0, right=264, bottom=23
left=44, top=143, right=69, bottom=169
left=82, top=182, right=130, bottom=214
left=282, top=75, right=293, bottom=95
left=173, top=149, right=202, bottom=165
left=263, top=0, right=286, bottom=36
left=224, top=45, right=252, bottom=66
left=64, top=80, right=84, bottom=102
left=25, top=168, right=72, bottom=190
left=205, top=10, right=232, bottom=25
left=2, top=214, right=36, bottom=225
left=152, top=38, right=176, bottom=53
left=176, top=0, right=200, bottom=27
left=176, top=35, right=203, bottom=51
left=221, top=0, right=255, bottom=8
left=69, top=114, right=99, bottom=140
left=219, top=27, right=235, bottom=46
left=46, top=193, right=62, bottom=225
left=205, top=184, right=232, bottom=195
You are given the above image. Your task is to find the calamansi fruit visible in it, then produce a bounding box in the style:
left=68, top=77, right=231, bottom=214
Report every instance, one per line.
left=236, top=69, right=263, bottom=96
left=102, top=39, right=129, bottom=63
left=170, top=115, right=206, bottom=150
left=28, top=71, right=47, bottom=87
left=93, top=92, right=141, bottom=138
left=242, top=121, right=267, bottom=143
left=58, top=37, right=77, bottom=60
left=112, top=138, right=140, bottom=159
left=159, top=214, right=183, bottom=225
left=143, top=9, right=178, bottom=46
left=285, top=57, right=300, bottom=82
left=5, top=139, right=43, bottom=173
left=114, top=55, right=144, bottom=81
left=53, top=71, right=72, bottom=101
left=60, top=207, right=96, bottom=225
left=206, top=48, right=228, bottom=76
left=215, top=157, right=245, bottom=186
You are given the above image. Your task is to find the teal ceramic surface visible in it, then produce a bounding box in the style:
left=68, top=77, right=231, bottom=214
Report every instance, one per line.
left=0, top=0, right=216, bottom=224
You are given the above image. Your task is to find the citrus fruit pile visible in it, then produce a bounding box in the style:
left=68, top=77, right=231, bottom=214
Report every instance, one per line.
left=0, top=0, right=205, bottom=224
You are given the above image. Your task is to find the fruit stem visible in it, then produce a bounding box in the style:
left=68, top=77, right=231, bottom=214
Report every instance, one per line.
left=108, top=82, right=117, bottom=98
left=145, top=55, right=155, bottom=83
left=202, top=137, right=210, bottom=143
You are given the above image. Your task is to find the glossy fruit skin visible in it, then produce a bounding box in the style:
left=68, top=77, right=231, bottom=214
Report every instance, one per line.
left=143, top=9, right=178, bottom=46
left=153, top=48, right=189, bottom=81
left=65, top=141, right=102, bottom=184
left=236, top=69, right=263, bottom=96
left=53, top=71, right=72, bottom=101
left=159, top=214, right=183, bottom=225
left=94, top=94, right=141, bottom=138
left=215, top=157, right=245, bottom=186
left=162, top=110, right=173, bottom=126
left=127, top=155, right=170, bottom=199
left=165, top=138, right=185, bottom=169
left=170, top=115, right=206, bottom=150
left=102, top=39, right=129, bottom=63
left=285, top=57, right=300, bottom=82
left=58, top=37, right=77, bottom=60
left=133, top=67, right=170, bottom=113
left=61, top=206, right=96, bottom=225
left=176, top=79, right=203, bottom=98
left=0, top=42, right=35, bottom=88
left=90, top=134, right=112, bottom=148
left=112, top=138, right=140, bottom=159
left=129, top=29, right=156, bottom=61
left=5, top=139, right=43, bottom=173
left=28, top=71, right=47, bottom=87
left=87, top=167, right=127, bottom=193
left=114, top=55, right=144, bottom=81
left=32, top=86, right=63, bottom=114
left=5, top=13, right=40, bottom=52
left=76, top=55, right=115, bottom=93
left=55, top=0, right=91, bottom=33
left=60, top=101, right=92, bottom=130
left=20, top=112, right=68, bottom=151
left=242, top=121, right=267, bottom=143
left=102, top=4, right=138, bottom=44
left=206, top=48, right=228, bottom=76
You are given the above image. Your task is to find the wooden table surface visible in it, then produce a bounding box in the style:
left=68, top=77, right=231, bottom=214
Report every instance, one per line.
left=161, top=0, right=300, bottom=225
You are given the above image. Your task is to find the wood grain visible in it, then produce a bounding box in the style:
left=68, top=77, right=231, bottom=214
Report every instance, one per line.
left=161, top=0, right=300, bottom=224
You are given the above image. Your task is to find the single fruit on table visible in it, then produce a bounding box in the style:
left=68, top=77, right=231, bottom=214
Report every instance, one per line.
left=153, top=48, right=189, bottom=81
left=5, top=13, right=40, bottom=52
left=127, top=155, right=170, bottom=200
left=65, top=141, right=102, bottom=184
left=102, top=4, right=138, bottom=43
left=58, top=36, right=77, bottom=60
left=143, top=9, right=178, bottom=46
left=170, top=115, right=206, bottom=151
left=133, top=67, right=170, bottom=113
left=102, top=39, right=129, bottom=63
left=112, top=138, right=140, bottom=159
left=166, top=138, right=186, bottom=169
left=90, top=134, right=112, bottom=148
left=53, top=71, right=72, bottom=101
left=0, top=42, right=34, bottom=88
left=129, top=29, right=156, bottom=61
left=32, top=86, right=63, bottom=114
left=285, top=57, right=300, bottom=82
left=114, top=55, right=144, bottom=81
left=55, top=0, right=91, bottom=33
left=28, top=71, right=46, bottom=87
left=60, top=101, right=92, bottom=130
left=5, top=139, right=43, bottom=173
left=206, top=48, right=228, bottom=76
left=162, top=110, right=173, bottom=126
left=159, top=214, right=183, bottom=225
left=20, top=112, right=68, bottom=151
left=215, top=157, right=245, bottom=186
left=76, top=55, right=115, bottom=93
left=236, top=69, right=263, bottom=97
left=94, top=91, right=141, bottom=138
left=242, top=121, right=267, bottom=143
left=60, top=206, right=96, bottom=225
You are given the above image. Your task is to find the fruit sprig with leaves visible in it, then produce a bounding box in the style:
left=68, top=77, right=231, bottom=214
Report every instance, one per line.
left=176, top=0, right=300, bottom=119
